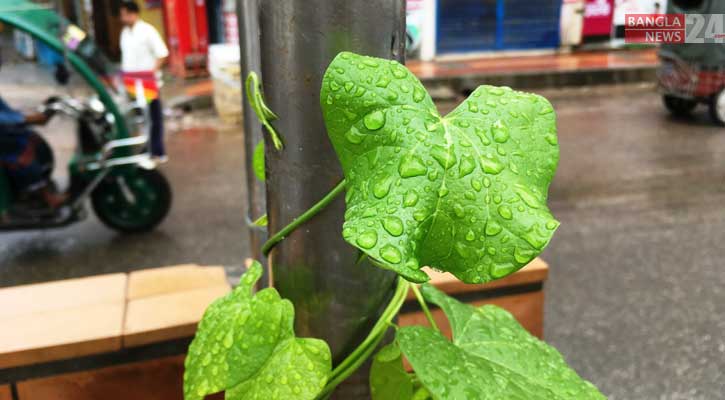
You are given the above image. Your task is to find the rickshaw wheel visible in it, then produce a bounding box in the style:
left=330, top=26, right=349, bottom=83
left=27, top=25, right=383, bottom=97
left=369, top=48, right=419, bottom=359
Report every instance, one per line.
left=91, top=169, right=172, bottom=233
left=708, top=89, right=725, bottom=126
left=663, top=95, right=697, bottom=117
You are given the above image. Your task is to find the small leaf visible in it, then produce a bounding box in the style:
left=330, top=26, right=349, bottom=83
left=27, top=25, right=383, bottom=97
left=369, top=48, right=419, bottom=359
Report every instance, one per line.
left=370, top=343, right=413, bottom=400
left=252, top=140, right=266, bottom=182
left=321, top=52, right=560, bottom=284
left=395, top=284, right=606, bottom=400
left=183, top=262, right=331, bottom=400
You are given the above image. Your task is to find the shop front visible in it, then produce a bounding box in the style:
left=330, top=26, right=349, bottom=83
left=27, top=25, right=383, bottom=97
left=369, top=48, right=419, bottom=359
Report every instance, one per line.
left=436, top=0, right=562, bottom=54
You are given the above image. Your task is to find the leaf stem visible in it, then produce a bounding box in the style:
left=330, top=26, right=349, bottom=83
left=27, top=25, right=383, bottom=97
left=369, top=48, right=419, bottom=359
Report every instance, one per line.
left=410, top=284, right=439, bottom=332
left=261, top=179, right=347, bottom=256
left=316, top=277, right=409, bottom=398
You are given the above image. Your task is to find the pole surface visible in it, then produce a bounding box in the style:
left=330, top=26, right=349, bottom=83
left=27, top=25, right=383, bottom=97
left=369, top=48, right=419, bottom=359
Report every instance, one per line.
left=259, top=1, right=405, bottom=397
left=237, top=0, right=268, bottom=285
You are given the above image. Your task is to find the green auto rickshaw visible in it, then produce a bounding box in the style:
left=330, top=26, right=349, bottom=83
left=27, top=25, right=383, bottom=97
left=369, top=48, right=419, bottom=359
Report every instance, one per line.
left=0, top=1, right=171, bottom=233
left=658, top=0, right=725, bottom=125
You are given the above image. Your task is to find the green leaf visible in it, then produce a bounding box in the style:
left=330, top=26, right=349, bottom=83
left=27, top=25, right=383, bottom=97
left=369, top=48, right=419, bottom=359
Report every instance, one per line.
left=321, top=52, right=560, bottom=284
left=183, top=262, right=331, bottom=400
left=370, top=343, right=414, bottom=400
left=252, top=140, right=266, bottom=182
left=395, top=284, right=606, bottom=400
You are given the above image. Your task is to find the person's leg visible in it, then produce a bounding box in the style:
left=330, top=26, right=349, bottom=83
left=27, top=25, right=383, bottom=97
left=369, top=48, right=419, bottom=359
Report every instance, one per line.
left=148, top=98, right=166, bottom=157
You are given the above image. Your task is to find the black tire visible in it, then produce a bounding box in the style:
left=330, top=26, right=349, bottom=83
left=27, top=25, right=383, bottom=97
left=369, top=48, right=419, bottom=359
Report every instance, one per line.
left=708, top=89, right=725, bottom=126
left=663, top=95, right=697, bottom=117
left=91, top=169, right=172, bottom=233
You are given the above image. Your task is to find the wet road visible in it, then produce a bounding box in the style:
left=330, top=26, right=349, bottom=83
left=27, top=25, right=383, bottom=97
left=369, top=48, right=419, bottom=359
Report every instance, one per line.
left=2, top=80, right=725, bottom=399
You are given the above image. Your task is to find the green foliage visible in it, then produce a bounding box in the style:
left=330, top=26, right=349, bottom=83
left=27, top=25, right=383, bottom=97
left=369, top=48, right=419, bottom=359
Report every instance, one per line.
left=321, top=52, right=559, bottom=284
left=183, top=262, right=331, bottom=400
left=252, top=140, right=266, bottom=181
left=393, top=284, right=605, bottom=400
left=369, top=343, right=413, bottom=400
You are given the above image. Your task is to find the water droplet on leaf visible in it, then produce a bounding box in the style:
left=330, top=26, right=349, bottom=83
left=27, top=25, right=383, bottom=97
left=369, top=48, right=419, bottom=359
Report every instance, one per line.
left=380, top=244, right=402, bottom=264
left=363, top=110, right=386, bottom=131
left=356, top=230, right=378, bottom=249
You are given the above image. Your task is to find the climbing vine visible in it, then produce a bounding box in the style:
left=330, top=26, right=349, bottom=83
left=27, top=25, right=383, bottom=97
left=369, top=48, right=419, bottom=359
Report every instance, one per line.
left=183, top=52, right=606, bottom=400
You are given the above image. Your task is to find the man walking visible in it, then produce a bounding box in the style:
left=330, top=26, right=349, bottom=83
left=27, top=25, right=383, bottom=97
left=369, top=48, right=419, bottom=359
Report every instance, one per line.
left=119, top=0, right=169, bottom=161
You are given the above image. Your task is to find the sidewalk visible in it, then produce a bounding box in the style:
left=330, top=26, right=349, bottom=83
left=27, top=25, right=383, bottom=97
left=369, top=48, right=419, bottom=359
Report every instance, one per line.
left=167, top=48, right=660, bottom=109
left=408, top=48, right=659, bottom=93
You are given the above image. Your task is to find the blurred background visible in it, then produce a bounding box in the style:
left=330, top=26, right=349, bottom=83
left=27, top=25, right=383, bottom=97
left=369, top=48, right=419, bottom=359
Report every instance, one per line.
left=1, top=1, right=724, bottom=399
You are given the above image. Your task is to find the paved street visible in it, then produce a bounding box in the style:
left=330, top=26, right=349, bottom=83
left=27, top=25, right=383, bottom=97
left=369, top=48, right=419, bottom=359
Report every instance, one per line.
left=2, top=79, right=725, bottom=399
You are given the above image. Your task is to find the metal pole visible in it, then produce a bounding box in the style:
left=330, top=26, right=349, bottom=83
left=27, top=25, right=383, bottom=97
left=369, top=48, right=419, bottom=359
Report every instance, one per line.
left=237, top=0, right=269, bottom=286
left=259, top=1, right=405, bottom=398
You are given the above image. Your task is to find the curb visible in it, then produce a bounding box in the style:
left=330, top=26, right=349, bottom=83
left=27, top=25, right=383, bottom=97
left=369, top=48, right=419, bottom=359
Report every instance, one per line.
left=421, top=65, right=658, bottom=95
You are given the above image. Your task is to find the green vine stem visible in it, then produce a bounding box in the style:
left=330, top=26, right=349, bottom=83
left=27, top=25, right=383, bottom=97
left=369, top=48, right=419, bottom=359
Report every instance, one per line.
left=316, top=277, right=410, bottom=398
left=410, top=284, right=440, bottom=332
left=261, top=179, right=348, bottom=256
left=245, top=72, right=284, bottom=150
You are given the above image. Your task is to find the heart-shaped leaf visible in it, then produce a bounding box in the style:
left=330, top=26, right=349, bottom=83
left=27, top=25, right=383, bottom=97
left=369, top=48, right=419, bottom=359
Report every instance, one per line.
left=183, top=262, right=331, bottom=400
left=321, top=52, right=559, bottom=284
left=394, top=284, right=605, bottom=399
left=369, top=343, right=414, bottom=400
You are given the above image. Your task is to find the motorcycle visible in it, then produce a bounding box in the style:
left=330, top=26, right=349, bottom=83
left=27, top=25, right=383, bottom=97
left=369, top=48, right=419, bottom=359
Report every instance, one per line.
left=0, top=1, right=172, bottom=233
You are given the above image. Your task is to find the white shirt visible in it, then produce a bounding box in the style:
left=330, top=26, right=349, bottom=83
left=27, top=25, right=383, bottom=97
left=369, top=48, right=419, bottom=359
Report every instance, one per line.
left=120, top=20, right=169, bottom=82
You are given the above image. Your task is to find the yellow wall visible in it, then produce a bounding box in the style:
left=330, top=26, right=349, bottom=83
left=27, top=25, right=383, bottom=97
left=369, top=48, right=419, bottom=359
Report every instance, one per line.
left=140, top=4, right=166, bottom=39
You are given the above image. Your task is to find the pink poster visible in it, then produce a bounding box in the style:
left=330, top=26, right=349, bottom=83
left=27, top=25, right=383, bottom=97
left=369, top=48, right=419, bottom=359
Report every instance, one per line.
left=583, top=0, right=615, bottom=37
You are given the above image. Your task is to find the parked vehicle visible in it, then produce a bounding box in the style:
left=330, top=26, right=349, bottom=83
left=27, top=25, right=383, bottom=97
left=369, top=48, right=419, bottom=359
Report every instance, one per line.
left=658, top=0, right=725, bottom=125
left=0, top=2, right=172, bottom=232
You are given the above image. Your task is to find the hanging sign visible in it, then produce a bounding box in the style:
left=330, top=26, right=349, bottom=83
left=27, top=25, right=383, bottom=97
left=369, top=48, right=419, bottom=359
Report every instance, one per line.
left=583, top=0, right=615, bottom=37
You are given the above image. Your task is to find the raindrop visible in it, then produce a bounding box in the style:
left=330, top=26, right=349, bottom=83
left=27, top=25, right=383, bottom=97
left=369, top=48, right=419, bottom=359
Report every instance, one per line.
left=465, top=230, right=476, bottom=241
left=344, top=82, right=354, bottom=92
left=404, top=191, right=419, bottom=207
left=363, top=59, right=380, bottom=67
left=344, top=126, right=366, bottom=144
left=459, top=156, right=476, bottom=178
left=451, top=204, right=464, bottom=218
left=399, top=155, right=428, bottom=178
left=380, top=244, right=402, bottom=264
left=413, top=86, right=426, bottom=103
left=514, top=185, right=540, bottom=209
left=471, top=178, right=482, bottom=191
left=545, top=133, right=558, bottom=145
left=356, top=230, right=378, bottom=249
left=413, top=210, right=427, bottom=221
left=480, top=157, right=504, bottom=174
left=438, top=186, right=449, bottom=197
left=375, top=76, right=391, bottom=88
left=329, top=80, right=341, bottom=91
left=514, top=247, right=535, bottom=264
left=431, top=145, right=457, bottom=169
left=546, top=220, right=559, bottom=230
left=491, top=263, right=516, bottom=278
left=485, top=221, right=502, bottom=236
left=425, top=120, right=438, bottom=132
left=492, top=120, right=509, bottom=143
left=382, top=216, right=404, bottom=237
left=363, top=110, right=386, bottom=131
left=354, top=87, right=367, bottom=97
left=373, top=176, right=393, bottom=198
left=467, top=102, right=479, bottom=113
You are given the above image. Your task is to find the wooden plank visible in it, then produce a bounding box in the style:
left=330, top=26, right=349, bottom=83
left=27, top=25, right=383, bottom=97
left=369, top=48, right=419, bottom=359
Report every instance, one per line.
left=126, top=265, right=227, bottom=300
left=399, top=290, right=545, bottom=339
left=15, top=355, right=224, bottom=400
left=123, top=285, right=230, bottom=348
left=0, top=274, right=127, bottom=320
left=0, top=385, right=11, bottom=400
left=0, top=302, right=124, bottom=369
left=406, top=257, right=548, bottom=300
